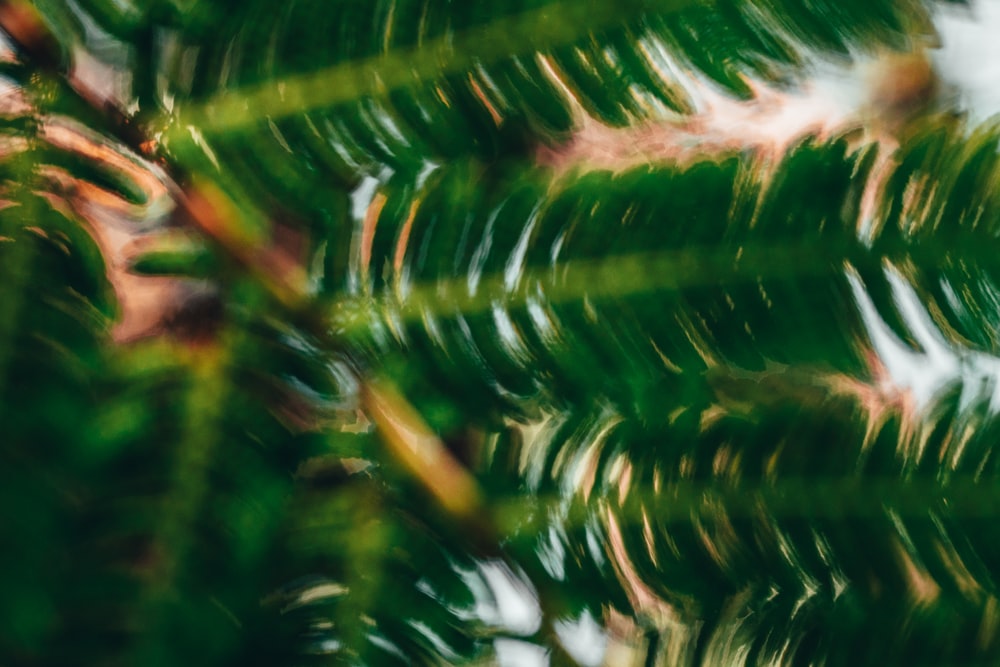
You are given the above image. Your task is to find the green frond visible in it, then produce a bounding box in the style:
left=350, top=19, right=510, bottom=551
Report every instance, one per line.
left=0, top=70, right=506, bottom=664
left=310, top=121, right=1000, bottom=664
left=479, top=372, right=1000, bottom=664
left=0, top=86, right=118, bottom=661
left=327, top=122, right=1000, bottom=426
left=30, top=0, right=947, bottom=229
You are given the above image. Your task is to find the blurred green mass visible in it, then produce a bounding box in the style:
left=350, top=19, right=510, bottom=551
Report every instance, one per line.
left=4, top=0, right=1000, bottom=665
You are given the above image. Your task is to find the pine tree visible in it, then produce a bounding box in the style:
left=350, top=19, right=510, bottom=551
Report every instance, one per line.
left=1, top=1, right=997, bottom=664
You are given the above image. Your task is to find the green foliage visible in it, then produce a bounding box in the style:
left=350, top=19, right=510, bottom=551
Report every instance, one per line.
left=3, top=0, right=1000, bottom=666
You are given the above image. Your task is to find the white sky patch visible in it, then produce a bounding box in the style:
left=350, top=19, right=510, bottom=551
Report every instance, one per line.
left=933, top=2, right=1000, bottom=123
left=536, top=524, right=568, bottom=581
left=848, top=265, right=959, bottom=409
left=555, top=609, right=608, bottom=666
left=847, top=264, right=1000, bottom=412
left=350, top=174, right=381, bottom=221
left=495, top=638, right=550, bottom=666
left=475, top=560, right=543, bottom=636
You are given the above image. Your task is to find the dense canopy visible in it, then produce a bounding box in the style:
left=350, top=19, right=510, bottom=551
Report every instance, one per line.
left=2, top=0, right=999, bottom=665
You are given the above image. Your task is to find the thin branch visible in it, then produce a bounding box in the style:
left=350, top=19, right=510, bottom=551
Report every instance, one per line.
left=325, top=240, right=861, bottom=336
left=361, top=377, right=486, bottom=521
left=169, top=0, right=697, bottom=135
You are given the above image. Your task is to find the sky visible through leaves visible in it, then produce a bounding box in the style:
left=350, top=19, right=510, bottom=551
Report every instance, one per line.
left=5, top=0, right=1000, bottom=665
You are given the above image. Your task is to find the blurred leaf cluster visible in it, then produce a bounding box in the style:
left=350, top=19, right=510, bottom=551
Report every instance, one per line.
left=3, top=0, right=1000, bottom=665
